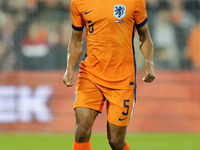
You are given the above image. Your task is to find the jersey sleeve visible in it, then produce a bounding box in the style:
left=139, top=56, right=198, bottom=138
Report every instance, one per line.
left=134, top=0, right=148, bottom=28
left=70, top=0, right=84, bottom=31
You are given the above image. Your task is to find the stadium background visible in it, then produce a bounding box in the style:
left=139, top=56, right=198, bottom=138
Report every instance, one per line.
left=0, top=0, right=200, bottom=149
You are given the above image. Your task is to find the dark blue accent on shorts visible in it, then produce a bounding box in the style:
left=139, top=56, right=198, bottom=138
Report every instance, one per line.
left=83, top=53, right=87, bottom=60
left=132, top=22, right=137, bottom=102
left=119, top=117, right=128, bottom=121
left=72, top=24, right=84, bottom=31
left=74, top=92, right=77, bottom=103
left=136, top=18, right=148, bottom=28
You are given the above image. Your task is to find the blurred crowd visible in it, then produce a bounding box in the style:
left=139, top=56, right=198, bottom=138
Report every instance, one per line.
left=146, top=0, right=200, bottom=70
left=0, top=0, right=200, bottom=71
left=0, top=0, right=72, bottom=71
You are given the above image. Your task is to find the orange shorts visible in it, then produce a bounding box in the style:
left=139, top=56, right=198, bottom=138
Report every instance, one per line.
left=74, top=78, right=136, bottom=126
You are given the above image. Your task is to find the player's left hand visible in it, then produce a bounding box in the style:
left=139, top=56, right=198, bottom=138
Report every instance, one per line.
left=141, top=59, right=156, bottom=83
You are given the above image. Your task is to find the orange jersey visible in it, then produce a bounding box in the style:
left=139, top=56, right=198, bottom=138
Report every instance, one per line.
left=71, top=0, right=148, bottom=89
left=187, top=25, right=200, bottom=67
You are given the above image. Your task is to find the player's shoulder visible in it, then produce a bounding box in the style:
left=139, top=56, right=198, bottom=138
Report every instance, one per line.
left=71, top=0, right=83, bottom=5
left=133, top=0, right=147, bottom=10
left=133, top=0, right=146, bottom=5
left=71, top=0, right=85, bottom=10
left=71, top=0, right=80, bottom=6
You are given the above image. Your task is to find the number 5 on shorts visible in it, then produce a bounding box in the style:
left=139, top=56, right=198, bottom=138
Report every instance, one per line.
left=122, top=100, right=129, bottom=116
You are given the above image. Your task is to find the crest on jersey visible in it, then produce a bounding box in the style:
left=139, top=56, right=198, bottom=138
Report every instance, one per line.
left=113, top=4, right=126, bottom=19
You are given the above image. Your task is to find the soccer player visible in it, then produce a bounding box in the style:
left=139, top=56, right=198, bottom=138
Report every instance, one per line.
left=63, top=0, right=155, bottom=149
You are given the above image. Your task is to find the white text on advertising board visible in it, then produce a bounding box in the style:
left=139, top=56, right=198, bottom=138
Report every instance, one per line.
left=0, top=85, right=53, bottom=123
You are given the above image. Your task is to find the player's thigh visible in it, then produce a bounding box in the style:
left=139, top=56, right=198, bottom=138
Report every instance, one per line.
left=74, top=77, right=105, bottom=113
left=107, top=121, right=127, bottom=140
left=74, top=108, right=98, bottom=142
left=105, top=89, right=135, bottom=127
left=75, top=107, right=99, bottom=129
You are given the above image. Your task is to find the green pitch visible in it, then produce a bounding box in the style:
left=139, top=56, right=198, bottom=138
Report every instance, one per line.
left=0, top=133, right=200, bottom=150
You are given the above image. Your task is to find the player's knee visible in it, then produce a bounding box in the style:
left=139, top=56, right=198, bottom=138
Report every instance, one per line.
left=108, top=138, right=125, bottom=150
left=75, top=125, right=91, bottom=142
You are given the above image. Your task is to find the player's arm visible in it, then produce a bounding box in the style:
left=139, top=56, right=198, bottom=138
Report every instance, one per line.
left=137, top=23, right=155, bottom=83
left=63, top=29, right=83, bottom=87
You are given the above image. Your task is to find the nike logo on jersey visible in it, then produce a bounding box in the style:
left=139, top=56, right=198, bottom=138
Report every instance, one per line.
left=85, top=10, right=93, bottom=15
left=119, top=117, right=128, bottom=121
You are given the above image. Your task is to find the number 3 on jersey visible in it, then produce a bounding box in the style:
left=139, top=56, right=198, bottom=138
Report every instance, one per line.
left=87, top=21, right=94, bottom=33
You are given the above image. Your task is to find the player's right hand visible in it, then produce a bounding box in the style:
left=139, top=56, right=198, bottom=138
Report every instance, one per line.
left=63, top=69, right=75, bottom=87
